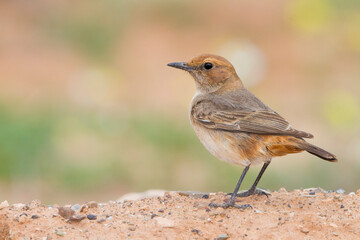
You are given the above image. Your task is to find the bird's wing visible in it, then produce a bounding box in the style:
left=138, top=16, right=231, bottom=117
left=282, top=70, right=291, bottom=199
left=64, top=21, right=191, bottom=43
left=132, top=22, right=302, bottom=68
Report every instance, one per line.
left=191, top=100, right=313, bottom=138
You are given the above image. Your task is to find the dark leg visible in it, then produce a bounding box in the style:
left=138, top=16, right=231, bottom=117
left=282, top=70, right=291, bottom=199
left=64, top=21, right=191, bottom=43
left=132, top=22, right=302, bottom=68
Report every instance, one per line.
left=237, top=162, right=270, bottom=197
left=209, top=166, right=252, bottom=209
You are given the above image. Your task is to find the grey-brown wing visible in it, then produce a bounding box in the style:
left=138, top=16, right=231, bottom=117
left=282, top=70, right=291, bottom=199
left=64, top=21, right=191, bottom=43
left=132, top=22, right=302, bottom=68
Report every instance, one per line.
left=191, top=100, right=313, bottom=138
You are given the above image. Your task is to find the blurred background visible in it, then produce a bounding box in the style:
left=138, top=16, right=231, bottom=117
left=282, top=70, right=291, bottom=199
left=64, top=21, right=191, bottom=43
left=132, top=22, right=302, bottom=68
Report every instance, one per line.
left=0, top=0, right=359, bottom=204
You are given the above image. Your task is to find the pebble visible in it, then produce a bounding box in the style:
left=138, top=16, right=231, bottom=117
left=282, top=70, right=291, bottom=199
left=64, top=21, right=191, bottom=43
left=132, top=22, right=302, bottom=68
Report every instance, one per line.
left=18, top=214, right=27, bottom=223
left=300, top=195, right=316, bottom=198
left=330, top=223, right=338, bottom=228
left=0, top=200, right=9, bottom=209
left=300, top=228, right=310, bottom=234
left=87, top=201, right=98, bottom=208
left=128, top=226, right=136, bottom=231
left=107, top=216, right=113, bottom=221
left=28, top=199, right=41, bottom=209
left=333, top=232, right=339, bottom=236
left=12, top=203, right=26, bottom=210
left=155, top=217, right=175, bottom=228
left=336, top=189, right=345, bottom=194
left=333, top=195, right=343, bottom=202
left=202, top=194, right=209, bottom=199
left=278, top=188, right=287, bottom=193
left=215, top=234, right=229, bottom=240
left=31, top=215, right=40, bottom=219
left=194, top=202, right=207, bottom=210
left=97, top=218, right=106, bottom=223
left=87, top=214, right=97, bottom=220
left=71, top=204, right=81, bottom=212
left=304, top=187, right=326, bottom=193
left=80, top=205, right=87, bottom=212
left=191, top=229, right=201, bottom=234
left=55, top=230, right=66, bottom=236
left=69, top=214, right=86, bottom=222
left=58, top=207, right=75, bottom=219
left=209, top=209, right=226, bottom=217
left=348, top=192, right=355, bottom=196
left=178, top=191, right=207, bottom=199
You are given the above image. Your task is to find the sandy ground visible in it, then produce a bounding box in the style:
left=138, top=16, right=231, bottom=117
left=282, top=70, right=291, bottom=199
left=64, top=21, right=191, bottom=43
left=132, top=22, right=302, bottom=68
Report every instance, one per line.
left=0, top=188, right=359, bottom=240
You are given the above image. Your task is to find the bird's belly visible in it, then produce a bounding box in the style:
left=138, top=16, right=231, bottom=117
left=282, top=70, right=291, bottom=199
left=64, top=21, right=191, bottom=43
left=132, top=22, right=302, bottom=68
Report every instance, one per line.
left=191, top=123, right=270, bottom=167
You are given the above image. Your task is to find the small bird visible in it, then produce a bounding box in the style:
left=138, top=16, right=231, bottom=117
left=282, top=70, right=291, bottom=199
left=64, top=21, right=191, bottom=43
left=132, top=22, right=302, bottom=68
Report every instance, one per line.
left=168, top=54, right=337, bottom=209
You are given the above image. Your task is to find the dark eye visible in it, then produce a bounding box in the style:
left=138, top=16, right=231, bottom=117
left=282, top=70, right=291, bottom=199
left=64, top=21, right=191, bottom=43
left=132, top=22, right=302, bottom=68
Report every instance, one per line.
left=204, top=62, right=213, bottom=70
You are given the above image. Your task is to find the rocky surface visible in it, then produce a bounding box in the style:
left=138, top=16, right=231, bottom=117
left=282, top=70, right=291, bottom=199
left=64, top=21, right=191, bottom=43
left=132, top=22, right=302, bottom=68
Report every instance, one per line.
left=0, top=188, right=359, bottom=239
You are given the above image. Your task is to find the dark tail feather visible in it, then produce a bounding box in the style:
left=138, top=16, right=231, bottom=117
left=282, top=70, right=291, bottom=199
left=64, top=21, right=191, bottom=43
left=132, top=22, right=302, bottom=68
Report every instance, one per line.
left=301, top=142, right=338, bottom=162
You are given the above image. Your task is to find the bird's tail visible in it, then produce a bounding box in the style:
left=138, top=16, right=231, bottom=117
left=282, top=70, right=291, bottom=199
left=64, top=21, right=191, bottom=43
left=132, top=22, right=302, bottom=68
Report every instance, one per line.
left=299, top=141, right=337, bottom=162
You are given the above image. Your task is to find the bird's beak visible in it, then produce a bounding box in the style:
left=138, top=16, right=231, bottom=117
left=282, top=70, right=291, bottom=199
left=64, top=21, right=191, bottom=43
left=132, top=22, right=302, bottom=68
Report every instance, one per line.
left=167, top=62, right=194, bottom=72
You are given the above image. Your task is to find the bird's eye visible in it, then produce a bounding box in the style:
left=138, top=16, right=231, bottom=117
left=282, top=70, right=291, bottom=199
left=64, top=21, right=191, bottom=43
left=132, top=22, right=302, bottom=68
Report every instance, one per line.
left=204, top=62, right=213, bottom=70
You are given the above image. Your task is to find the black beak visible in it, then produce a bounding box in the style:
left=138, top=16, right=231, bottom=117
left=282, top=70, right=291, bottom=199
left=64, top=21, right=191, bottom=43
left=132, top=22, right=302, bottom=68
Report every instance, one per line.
left=167, top=62, right=194, bottom=71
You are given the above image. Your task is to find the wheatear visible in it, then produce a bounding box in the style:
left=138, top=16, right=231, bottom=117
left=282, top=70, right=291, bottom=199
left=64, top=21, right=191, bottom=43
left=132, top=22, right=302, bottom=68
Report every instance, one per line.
left=168, top=54, right=337, bottom=209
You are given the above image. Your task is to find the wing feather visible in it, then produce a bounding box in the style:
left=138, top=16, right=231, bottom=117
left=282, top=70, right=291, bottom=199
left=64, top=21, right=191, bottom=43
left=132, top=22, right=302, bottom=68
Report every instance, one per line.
left=192, top=100, right=313, bottom=138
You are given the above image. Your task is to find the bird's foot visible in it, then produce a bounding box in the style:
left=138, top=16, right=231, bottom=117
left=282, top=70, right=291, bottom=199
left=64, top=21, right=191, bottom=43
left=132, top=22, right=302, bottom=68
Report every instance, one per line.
left=229, top=188, right=271, bottom=198
left=209, top=201, right=252, bottom=210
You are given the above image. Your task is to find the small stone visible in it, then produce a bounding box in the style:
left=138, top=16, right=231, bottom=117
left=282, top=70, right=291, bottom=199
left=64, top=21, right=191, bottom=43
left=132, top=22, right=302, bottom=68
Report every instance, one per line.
left=58, top=207, right=75, bottom=219
left=69, top=214, right=86, bottom=222
left=79, top=205, right=87, bottom=212
left=309, top=191, right=315, bottom=195
left=107, top=216, right=113, bottom=220
left=191, top=229, right=201, bottom=234
left=178, top=191, right=207, bottom=198
left=336, top=189, right=345, bottom=194
left=28, top=199, right=41, bottom=209
left=151, top=214, right=157, bottom=219
left=155, top=217, right=174, bottom=228
left=300, top=228, right=309, bottom=234
left=278, top=188, right=287, bottom=193
left=87, top=214, right=97, bottom=220
left=71, top=204, right=81, bottom=212
left=18, top=214, right=27, bottom=223
left=333, top=232, right=339, bottom=236
left=202, top=194, right=209, bottom=199
left=348, top=192, right=355, bottom=196
left=158, top=209, right=164, bottom=213
left=330, top=223, right=338, bottom=228
left=340, top=205, right=345, bottom=208
left=333, top=195, right=343, bottom=202
left=128, top=226, right=136, bottom=231
left=87, top=201, right=98, bottom=208
left=254, top=210, right=262, bottom=214
left=300, top=195, right=316, bottom=198
left=12, top=203, right=26, bottom=210
left=194, top=202, right=207, bottom=210
left=31, top=215, right=40, bottom=219
left=215, top=234, right=229, bottom=240
left=0, top=200, right=9, bottom=209
left=97, top=218, right=106, bottom=223
left=55, top=230, right=66, bottom=236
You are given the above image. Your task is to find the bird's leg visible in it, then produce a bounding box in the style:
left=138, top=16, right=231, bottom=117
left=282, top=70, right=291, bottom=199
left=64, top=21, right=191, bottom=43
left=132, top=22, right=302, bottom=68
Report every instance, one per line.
left=236, top=162, right=270, bottom=198
left=209, top=166, right=252, bottom=209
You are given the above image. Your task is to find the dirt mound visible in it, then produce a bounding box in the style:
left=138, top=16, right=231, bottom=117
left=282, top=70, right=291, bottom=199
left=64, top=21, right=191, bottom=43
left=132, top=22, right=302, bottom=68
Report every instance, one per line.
left=0, top=188, right=359, bottom=239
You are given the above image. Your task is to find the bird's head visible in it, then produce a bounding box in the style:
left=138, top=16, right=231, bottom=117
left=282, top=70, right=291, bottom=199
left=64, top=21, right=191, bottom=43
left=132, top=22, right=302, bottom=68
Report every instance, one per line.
left=168, top=54, right=243, bottom=93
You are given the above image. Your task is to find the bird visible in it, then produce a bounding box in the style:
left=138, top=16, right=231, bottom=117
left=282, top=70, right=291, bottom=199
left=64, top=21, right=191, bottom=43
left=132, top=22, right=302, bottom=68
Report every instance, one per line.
left=167, top=54, right=337, bottom=209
